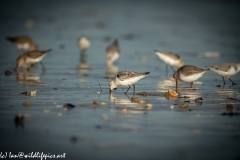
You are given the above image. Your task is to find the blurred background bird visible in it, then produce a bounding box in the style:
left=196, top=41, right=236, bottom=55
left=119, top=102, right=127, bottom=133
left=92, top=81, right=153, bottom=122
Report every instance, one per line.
left=78, top=35, right=91, bottom=54
left=154, top=50, right=184, bottom=75
left=6, top=36, right=37, bottom=55
left=106, top=39, right=120, bottom=65
left=16, top=49, right=52, bottom=71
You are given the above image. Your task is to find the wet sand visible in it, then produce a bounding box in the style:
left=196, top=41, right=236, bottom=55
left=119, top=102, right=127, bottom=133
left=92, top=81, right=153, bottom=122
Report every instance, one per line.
left=0, top=0, right=240, bottom=160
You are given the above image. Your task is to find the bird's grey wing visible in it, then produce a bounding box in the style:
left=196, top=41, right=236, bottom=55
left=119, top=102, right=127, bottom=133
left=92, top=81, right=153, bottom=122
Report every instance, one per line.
left=164, top=52, right=180, bottom=60
left=117, top=71, right=135, bottom=81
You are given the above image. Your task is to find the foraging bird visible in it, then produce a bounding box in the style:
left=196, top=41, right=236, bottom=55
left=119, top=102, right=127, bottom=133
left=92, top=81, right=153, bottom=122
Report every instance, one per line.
left=78, top=36, right=91, bottom=53
left=6, top=36, right=37, bottom=54
left=206, top=63, right=240, bottom=85
left=109, top=71, right=150, bottom=94
left=106, top=39, right=120, bottom=65
left=173, top=65, right=209, bottom=90
left=16, top=49, right=52, bottom=71
left=154, top=50, right=184, bottom=73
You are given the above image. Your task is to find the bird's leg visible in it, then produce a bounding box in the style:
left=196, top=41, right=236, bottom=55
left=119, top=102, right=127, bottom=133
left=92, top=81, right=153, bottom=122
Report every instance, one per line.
left=189, top=82, right=193, bottom=88
left=175, top=79, right=178, bottom=91
left=170, top=66, right=175, bottom=72
left=124, top=85, right=131, bottom=94
left=222, top=76, right=226, bottom=85
left=40, top=61, right=46, bottom=71
left=165, top=64, right=168, bottom=76
left=132, top=84, right=136, bottom=96
left=229, top=78, right=237, bottom=85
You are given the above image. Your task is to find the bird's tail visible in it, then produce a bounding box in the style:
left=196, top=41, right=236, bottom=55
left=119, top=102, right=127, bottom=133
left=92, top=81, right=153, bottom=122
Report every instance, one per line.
left=144, top=72, right=150, bottom=75
left=6, top=37, right=16, bottom=42
left=41, top=49, right=52, bottom=54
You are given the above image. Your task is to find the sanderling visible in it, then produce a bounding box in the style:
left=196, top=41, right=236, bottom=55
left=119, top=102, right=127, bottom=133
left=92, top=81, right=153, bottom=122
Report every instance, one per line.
left=206, top=63, right=240, bottom=85
left=173, top=65, right=209, bottom=89
left=78, top=36, right=91, bottom=53
left=109, top=71, right=150, bottom=94
left=154, top=50, right=184, bottom=73
left=106, top=39, right=120, bottom=65
left=16, top=49, right=52, bottom=71
left=6, top=36, right=37, bottom=54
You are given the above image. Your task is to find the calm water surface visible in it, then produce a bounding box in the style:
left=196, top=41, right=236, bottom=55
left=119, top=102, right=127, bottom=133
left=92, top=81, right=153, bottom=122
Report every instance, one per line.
left=0, top=0, right=240, bottom=160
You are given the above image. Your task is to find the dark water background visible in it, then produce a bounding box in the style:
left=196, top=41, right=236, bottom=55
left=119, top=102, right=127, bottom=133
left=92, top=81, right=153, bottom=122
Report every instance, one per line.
left=0, top=0, right=240, bottom=160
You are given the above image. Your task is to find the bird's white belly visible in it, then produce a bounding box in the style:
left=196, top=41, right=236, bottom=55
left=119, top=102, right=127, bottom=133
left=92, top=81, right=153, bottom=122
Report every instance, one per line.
left=211, top=67, right=237, bottom=77
left=79, top=40, right=90, bottom=50
left=107, top=52, right=119, bottom=63
left=116, top=76, right=144, bottom=86
left=17, top=43, right=30, bottom=50
left=156, top=54, right=179, bottom=66
left=26, top=55, right=45, bottom=63
left=180, top=72, right=204, bottom=82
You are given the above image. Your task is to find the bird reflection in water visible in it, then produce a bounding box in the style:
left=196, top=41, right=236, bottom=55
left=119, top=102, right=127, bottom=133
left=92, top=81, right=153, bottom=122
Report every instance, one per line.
left=106, top=63, right=118, bottom=77
left=16, top=71, right=44, bottom=85
left=157, top=77, right=176, bottom=92
left=109, top=92, right=147, bottom=115
left=215, top=87, right=240, bottom=101
left=105, top=39, right=120, bottom=78
left=77, top=51, right=91, bottom=80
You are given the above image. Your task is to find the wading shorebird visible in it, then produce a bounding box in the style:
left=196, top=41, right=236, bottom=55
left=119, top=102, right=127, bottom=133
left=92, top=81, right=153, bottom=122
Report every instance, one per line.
left=154, top=50, right=184, bottom=74
left=15, top=49, right=52, bottom=71
left=106, top=39, right=120, bottom=65
left=109, top=71, right=150, bottom=94
left=206, top=63, right=240, bottom=85
left=173, top=65, right=209, bottom=90
left=6, top=36, right=37, bottom=54
left=78, top=35, right=91, bottom=53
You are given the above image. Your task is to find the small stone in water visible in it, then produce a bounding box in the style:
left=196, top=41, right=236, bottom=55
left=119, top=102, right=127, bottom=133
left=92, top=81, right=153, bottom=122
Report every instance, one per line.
left=15, top=114, right=24, bottom=122
left=131, top=97, right=139, bottom=102
left=14, top=114, right=24, bottom=127
left=138, top=100, right=146, bottom=104
left=63, top=103, right=75, bottom=110
left=216, top=84, right=221, bottom=87
left=27, top=90, right=38, bottom=96
left=195, top=97, right=203, bottom=103
left=5, top=70, right=11, bottom=76
left=145, top=103, right=153, bottom=109
left=100, top=102, right=106, bottom=106
left=226, top=104, right=233, bottom=109
left=92, top=101, right=98, bottom=106
left=179, top=103, right=187, bottom=108
left=165, top=89, right=178, bottom=97
left=23, top=101, right=31, bottom=107
left=137, top=92, right=148, bottom=96
left=70, top=136, right=78, bottom=143
left=44, top=110, right=50, bottom=113
left=226, top=104, right=233, bottom=111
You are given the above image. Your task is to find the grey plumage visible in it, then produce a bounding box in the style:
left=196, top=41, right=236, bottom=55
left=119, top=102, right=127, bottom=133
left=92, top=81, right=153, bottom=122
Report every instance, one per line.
left=117, top=71, right=150, bottom=81
left=206, top=63, right=238, bottom=72
left=106, top=39, right=119, bottom=53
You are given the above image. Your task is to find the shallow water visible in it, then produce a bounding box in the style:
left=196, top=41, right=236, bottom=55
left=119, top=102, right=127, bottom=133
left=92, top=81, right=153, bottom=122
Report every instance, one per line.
left=0, top=0, right=240, bottom=160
